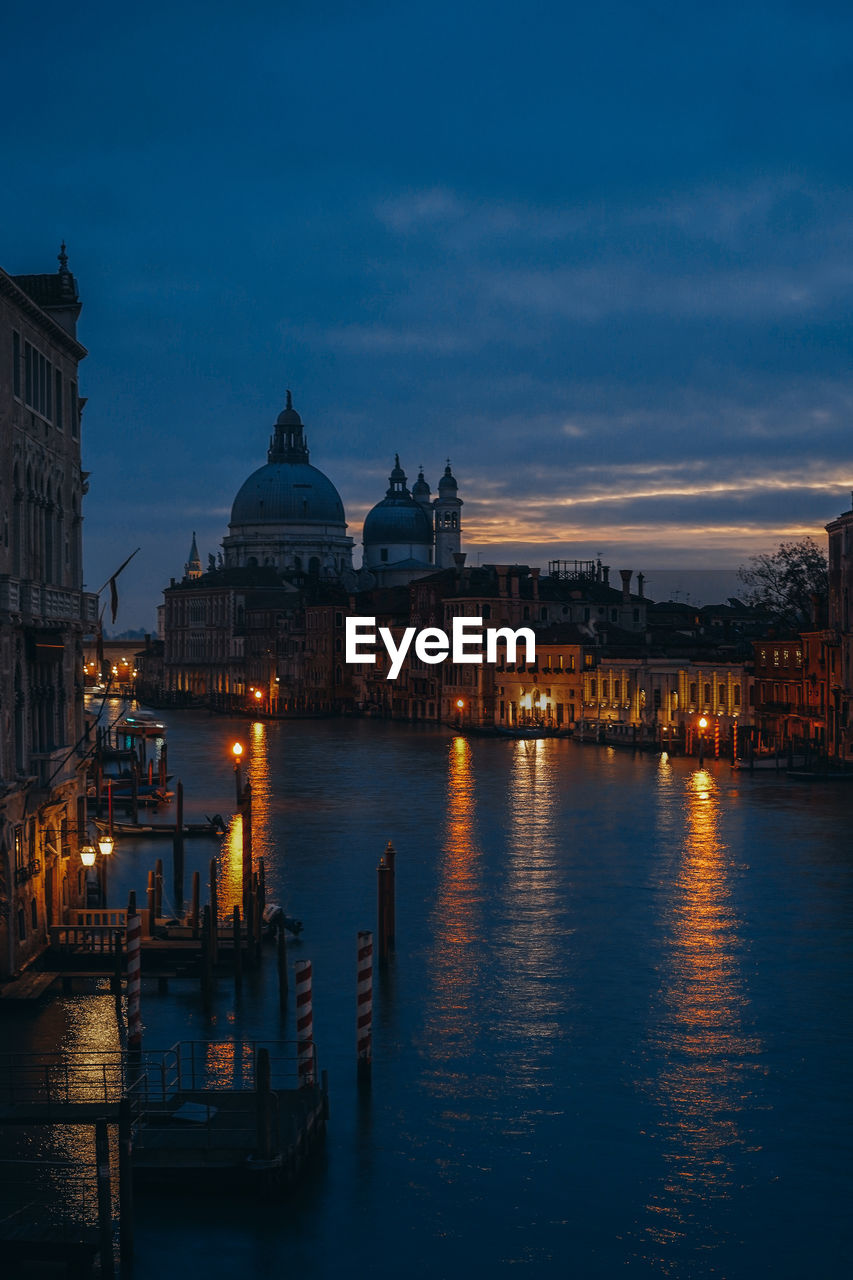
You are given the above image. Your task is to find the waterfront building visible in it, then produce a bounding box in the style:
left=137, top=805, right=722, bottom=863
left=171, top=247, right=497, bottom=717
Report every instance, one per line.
left=163, top=564, right=296, bottom=705
left=0, top=250, right=97, bottom=977
left=582, top=656, right=752, bottom=753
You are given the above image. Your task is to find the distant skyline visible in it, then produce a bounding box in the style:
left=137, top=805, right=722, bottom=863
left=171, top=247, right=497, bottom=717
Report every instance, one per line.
left=5, top=0, right=853, bottom=628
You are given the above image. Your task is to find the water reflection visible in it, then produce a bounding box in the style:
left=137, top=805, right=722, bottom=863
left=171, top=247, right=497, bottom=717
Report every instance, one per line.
left=423, top=735, right=484, bottom=1061
left=248, top=720, right=272, bottom=863
left=220, top=812, right=244, bottom=919
left=638, top=767, right=763, bottom=1274
left=495, top=740, right=568, bottom=1092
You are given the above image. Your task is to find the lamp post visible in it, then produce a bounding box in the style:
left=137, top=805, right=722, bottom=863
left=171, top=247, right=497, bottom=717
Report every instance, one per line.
left=698, top=715, right=708, bottom=766
left=80, top=828, right=116, bottom=907
left=232, top=741, right=244, bottom=806
left=455, top=697, right=465, bottom=728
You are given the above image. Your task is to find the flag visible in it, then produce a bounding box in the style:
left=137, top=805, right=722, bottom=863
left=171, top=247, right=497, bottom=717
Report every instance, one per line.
left=96, top=548, right=140, bottom=627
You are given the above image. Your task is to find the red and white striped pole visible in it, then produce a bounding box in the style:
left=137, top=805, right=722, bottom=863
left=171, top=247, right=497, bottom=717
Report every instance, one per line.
left=357, top=931, right=373, bottom=1075
left=126, top=900, right=142, bottom=1051
left=714, top=718, right=720, bottom=759
left=295, top=959, right=314, bottom=1087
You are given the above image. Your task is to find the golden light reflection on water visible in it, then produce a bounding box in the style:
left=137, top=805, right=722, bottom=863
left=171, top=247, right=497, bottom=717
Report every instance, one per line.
left=423, top=736, right=483, bottom=1062
left=497, top=740, right=568, bottom=1087
left=248, top=720, right=272, bottom=860
left=218, top=720, right=273, bottom=915
left=219, top=811, right=244, bottom=918
left=639, top=766, right=763, bottom=1271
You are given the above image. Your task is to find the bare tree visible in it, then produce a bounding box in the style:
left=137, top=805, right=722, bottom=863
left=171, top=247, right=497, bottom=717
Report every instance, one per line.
left=737, top=537, right=828, bottom=631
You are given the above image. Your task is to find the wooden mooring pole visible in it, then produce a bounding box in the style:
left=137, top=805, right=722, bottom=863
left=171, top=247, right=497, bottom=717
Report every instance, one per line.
left=190, top=870, right=200, bottom=937
left=146, top=870, right=155, bottom=937
left=112, top=930, right=123, bottom=1017
left=255, top=1047, right=276, bottom=1159
left=127, top=892, right=142, bottom=1051
left=118, top=1096, right=134, bottom=1268
left=241, top=781, right=253, bottom=922
left=201, top=905, right=214, bottom=1011
left=209, top=858, right=219, bottom=963
left=277, top=919, right=288, bottom=1012
left=295, top=960, right=314, bottom=1087
left=233, top=905, right=242, bottom=991
left=95, top=1118, right=115, bottom=1280
left=377, top=842, right=396, bottom=965
left=154, top=857, right=163, bottom=920
left=173, top=779, right=185, bottom=912
left=357, top=931, right=373, bottom=1081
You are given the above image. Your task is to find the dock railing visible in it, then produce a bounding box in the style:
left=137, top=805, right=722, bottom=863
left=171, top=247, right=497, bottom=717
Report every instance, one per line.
left=0, top=1050, right=127, bottom=1112
left=128, top=1040, right=319, bottom=1158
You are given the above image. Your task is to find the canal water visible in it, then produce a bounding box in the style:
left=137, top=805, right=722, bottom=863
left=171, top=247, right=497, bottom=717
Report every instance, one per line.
left=12, top=710, right=853, bottom=1278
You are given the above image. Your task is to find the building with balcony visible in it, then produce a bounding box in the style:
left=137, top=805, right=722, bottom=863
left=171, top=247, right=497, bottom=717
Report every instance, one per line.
left=0, top=249, right=96, bottom=978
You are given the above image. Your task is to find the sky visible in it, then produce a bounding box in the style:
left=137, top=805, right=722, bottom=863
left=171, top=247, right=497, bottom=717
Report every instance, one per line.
left=5, top=0, right=853, bottom=628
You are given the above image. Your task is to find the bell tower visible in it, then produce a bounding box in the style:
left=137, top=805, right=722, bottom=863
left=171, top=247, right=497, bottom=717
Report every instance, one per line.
left=433, top=462, right=462, bottom=569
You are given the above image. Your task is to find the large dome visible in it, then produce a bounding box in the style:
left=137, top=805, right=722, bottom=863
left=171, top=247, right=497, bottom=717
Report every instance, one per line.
left=222, top=394, right=354, bottom=577
left=230, top=462, right=346, bottom=527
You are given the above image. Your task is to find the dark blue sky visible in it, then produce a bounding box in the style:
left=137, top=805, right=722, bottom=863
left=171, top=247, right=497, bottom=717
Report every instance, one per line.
left=6, top=0, right=853, bottom=626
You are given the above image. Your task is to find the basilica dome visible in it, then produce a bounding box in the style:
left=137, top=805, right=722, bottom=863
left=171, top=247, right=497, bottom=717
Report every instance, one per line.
left=223, top=393, right=353, bottom=577
left=363, top=457, right=433, bottom=548
left=230, top=462, right=345, bottom=527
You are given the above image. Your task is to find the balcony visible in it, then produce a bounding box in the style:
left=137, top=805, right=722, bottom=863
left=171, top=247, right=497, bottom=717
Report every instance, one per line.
left=30, top=748, right=76, bottom=791
left=14, top=858, right=41, bottom=886
left=0, top=577, right=98, bottom=625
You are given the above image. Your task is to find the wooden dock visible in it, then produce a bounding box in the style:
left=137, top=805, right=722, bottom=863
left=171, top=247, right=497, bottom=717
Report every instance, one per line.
left=0, top=971, right=59, bottom=1003
left=129, top=1041, right=328, bottom=1190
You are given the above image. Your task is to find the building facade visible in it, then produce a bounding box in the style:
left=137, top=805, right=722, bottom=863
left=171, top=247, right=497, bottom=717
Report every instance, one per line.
left=0, top=251, right=96, bottom=978
left=825, top=498, right=853, bottom=758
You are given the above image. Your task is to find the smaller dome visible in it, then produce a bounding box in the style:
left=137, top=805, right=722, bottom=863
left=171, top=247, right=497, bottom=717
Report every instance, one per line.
left=438, top=462, right=458, bottom=493
left=363, top=456, right=433, bottom=547
left=363, top=502, right=433, bottom=546
left=412, top=469, right=431, bottom=500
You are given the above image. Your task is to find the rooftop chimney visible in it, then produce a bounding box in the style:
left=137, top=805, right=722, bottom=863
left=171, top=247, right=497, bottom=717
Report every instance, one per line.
left=619, top=569, right=632, bottom=603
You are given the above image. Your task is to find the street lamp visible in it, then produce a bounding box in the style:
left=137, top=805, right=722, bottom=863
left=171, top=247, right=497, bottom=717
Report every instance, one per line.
left=698, top=715, right=708, bottom=766
left=232, top=741, right=244, bottom=806
left=80, top=842, right=97, bottom=868
left=97, top=831, right=115, bottom=858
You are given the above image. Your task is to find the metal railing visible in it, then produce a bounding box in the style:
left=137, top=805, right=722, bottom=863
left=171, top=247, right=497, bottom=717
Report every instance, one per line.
left=0, top=1050, right=126, bottom=1108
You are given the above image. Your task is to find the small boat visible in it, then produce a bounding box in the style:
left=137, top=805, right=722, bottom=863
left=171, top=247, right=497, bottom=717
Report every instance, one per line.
left=115, top=709, right=166, bottom=737
left=495, top=725, right=548, bottom=739
left=262, top=905, right=304, bottom=938
left=93, top=814, right=227, bottom=839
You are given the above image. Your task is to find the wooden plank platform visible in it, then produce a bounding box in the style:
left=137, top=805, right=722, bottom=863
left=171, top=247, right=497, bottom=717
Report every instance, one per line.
left=132, top=1085, right=327, bottom=1186
left=0, top=972, right=59, bottom=1003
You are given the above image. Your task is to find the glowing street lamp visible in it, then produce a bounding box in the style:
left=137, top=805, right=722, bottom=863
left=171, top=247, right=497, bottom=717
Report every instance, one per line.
left=80, top=842, right=97, bottom=867
left=232, top=741, right=244, bottom=805
left=97, top=831, right=115, bottom=858
left=698, top=715, right=708, bottom=766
